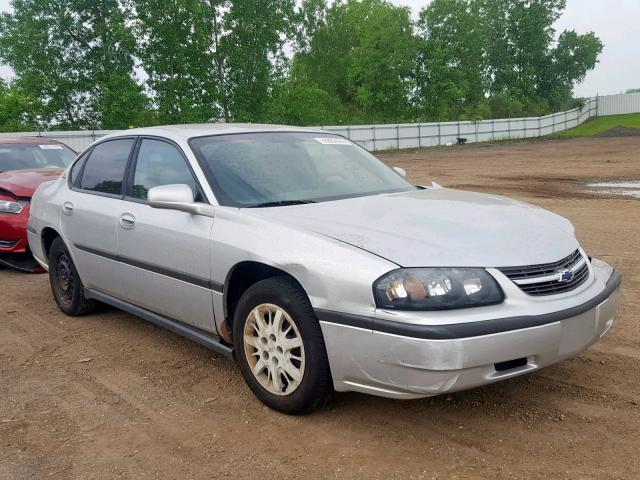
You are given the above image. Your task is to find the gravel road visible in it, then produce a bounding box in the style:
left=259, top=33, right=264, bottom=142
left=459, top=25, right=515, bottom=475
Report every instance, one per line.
left=1, top=136, right=639, bottom=479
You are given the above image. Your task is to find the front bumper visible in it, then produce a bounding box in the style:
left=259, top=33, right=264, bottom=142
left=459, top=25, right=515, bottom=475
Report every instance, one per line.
left=318, top=259, right=621, bottom=399
left=0, top=205, right=45, bottom=272
left=0, top=205, right=30, bottom=254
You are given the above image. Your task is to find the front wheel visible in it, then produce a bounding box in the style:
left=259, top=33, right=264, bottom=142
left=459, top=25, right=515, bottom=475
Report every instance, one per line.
left=48, top=237, right=97, bottom=316
left=232, top=277, right=332, bottom=414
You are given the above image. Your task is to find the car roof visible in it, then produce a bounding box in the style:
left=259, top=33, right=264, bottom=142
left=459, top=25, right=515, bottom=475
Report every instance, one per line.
left=100, top=123, right=329, bottom=143
left=0, top=136, right=64, bottom=145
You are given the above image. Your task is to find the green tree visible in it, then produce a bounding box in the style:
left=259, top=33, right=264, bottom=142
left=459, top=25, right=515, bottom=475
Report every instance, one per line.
left=296, top=0, right=419, bottom=123
left=522, top=95, right=550, bottom=117
left=134, top=0, right=296, bottom=124
left=0, top=79, right=42, bottom=131
left=0, top=0, right=85, bottom=127
left=0, top=0, right=146, bottom=129
left=75, top=0, right=149, bottom=128
left=264, top=82, right=344, bottom=126
left=417, top=0, right=603, bottom=119
left=295, top=0, right=328, bottom=53
left=134, top=0, right=219, bottom=124
left=263, top=66, right=346, bottom=126
left=479, top=0, right=564, bottom=99
left=478, top=0, right=601, bottom=109
left=203, top=0, right=230, bottom=122
left=0, top=0, right=605, bottom=128
left=220, top=0, right=297, bottom=122
left=488, top=94, right=524, bottom=119
left=416, top=0, right=486, bottom=120
left=540, top=30, right=602, bottom=110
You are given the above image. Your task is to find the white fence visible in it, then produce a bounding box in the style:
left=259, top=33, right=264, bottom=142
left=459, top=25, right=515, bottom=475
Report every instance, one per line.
left=1, top=92, right=639, bottom=152
left=0, top=129, right=112, bottom=153
left=597, top=91, right=640, bottom=116
left=322, top=98, right=597, bottom=151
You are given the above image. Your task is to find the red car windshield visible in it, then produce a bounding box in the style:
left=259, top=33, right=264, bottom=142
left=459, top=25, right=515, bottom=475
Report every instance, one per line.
left=0, top=143, right=76, bottom=172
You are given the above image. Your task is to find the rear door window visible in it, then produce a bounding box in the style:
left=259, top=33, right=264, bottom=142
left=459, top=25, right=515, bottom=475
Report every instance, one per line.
left=78, top=139, right=135, bottom=195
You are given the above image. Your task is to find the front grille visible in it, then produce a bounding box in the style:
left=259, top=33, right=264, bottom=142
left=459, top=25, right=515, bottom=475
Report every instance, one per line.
left=499, top=249, right=590, bottom=296
left=0, top=239, right=18, bottom=249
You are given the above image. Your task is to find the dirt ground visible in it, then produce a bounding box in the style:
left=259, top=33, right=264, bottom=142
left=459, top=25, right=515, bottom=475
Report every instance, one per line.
left=1, top=137, right=639, bottom=480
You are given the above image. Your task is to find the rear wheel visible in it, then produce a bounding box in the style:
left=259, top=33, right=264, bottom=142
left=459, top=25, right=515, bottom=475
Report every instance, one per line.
left=48, top=237, right=96, bottom=316
left=233, top=277, right=332, bottom=414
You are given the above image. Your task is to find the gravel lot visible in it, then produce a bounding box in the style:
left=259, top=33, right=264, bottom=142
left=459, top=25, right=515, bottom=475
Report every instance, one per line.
left=1, top=137, right=639, bottom=480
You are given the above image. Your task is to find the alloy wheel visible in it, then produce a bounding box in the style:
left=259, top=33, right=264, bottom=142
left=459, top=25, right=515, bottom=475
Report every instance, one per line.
left=243, top=303, right=305, bottom=396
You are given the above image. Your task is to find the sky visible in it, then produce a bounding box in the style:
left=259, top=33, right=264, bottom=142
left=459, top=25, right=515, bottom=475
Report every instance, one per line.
left=0, top=0, right=638, bottom=97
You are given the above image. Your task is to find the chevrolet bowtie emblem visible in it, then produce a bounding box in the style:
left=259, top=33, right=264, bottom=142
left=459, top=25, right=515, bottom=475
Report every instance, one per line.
left=558, top=269, right=574, bottom=282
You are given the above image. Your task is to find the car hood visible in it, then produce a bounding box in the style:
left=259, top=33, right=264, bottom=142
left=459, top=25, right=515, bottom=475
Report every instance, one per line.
left=249, top=188, right=580, bottom=268
left=0, top=168, right=64, bottom=198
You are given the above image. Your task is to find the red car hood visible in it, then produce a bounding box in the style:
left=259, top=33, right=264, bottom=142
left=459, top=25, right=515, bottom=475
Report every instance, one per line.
left=0, top=168, right=64, bottom=198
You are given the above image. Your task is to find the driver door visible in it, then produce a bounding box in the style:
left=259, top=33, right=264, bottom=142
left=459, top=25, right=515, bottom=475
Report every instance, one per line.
left=116, top=137, right=217, bottom=333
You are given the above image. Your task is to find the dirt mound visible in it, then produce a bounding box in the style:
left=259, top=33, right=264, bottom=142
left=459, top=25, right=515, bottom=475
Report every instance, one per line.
left=595, top=126, right=640, bottom=138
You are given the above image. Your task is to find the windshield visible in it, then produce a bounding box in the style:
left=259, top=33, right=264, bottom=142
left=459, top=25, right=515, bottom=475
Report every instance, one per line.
left=0, top=143, right=76, bottom=173
left=189, top=132, right=415, bottom=207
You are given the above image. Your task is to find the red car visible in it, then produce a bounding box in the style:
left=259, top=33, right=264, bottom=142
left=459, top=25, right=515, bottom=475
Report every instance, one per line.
left=0, top=137, right=76, bottom=272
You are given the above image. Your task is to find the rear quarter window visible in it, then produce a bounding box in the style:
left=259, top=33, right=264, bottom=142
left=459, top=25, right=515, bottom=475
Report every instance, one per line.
left=69, top=150, right=90, bottom=186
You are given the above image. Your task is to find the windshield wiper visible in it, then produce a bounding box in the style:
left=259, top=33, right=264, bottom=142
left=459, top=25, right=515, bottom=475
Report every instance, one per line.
left=250, top=199, right=317, bottom=208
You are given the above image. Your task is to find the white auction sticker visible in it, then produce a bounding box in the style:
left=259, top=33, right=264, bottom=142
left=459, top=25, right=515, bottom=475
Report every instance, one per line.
left=39, top=144, right=64, bottom=150
left=314, top=137, right=352, bottom=145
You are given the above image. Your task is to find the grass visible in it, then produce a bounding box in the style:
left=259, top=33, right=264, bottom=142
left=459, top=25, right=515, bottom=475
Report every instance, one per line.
left=485, top=135, right=522, bottom=144
left=553, top=112, right=640, bottom=139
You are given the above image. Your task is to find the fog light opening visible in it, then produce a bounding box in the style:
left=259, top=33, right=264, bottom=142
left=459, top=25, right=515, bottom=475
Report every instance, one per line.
left=494, top=357, right=528, bottom=372
left=0, top=239, right=18, bottom=249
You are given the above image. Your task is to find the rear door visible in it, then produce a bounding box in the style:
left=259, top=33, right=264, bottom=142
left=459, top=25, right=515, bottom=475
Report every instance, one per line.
left=115, top=137, right=217, bottom=333
left=62, top=138, right=136, bottom=298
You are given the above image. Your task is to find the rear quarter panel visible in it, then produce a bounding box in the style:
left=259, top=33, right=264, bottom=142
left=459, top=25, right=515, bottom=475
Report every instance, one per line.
left=28, top=176, right=67, bottom=266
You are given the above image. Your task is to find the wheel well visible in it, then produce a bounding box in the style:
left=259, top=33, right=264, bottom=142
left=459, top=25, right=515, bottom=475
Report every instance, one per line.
left=41, top=227, right=61, bottom=260
left=224, top=262, right=305, bottom=323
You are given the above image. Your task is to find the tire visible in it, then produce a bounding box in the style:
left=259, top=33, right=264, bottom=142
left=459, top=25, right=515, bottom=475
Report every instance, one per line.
left=48, top=237, right=97, bottom=316
left=232, top=277, right=333, bottom=414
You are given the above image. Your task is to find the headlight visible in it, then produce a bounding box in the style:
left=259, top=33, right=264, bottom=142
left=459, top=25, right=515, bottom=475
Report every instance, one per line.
left=374, top=268, right=504, bottom=311
left=0, top=200, right=26, bottom=214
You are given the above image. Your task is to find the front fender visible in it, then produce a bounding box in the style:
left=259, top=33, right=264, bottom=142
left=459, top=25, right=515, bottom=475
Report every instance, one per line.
left=210, top=208, right=398, bottom=318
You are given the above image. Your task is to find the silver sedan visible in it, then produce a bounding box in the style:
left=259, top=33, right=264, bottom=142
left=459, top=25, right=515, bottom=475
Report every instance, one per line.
left=28, top=125, right=621, bottom=414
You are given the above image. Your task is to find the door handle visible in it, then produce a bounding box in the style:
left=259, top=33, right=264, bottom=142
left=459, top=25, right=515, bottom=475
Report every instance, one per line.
left=119, top=213, right=136, bottom=229
left=62, top=201, right=74, bottom=215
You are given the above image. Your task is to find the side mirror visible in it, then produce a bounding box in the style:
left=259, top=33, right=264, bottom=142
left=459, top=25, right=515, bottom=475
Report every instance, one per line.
left=393, top=166, right=407, bottom=178
left=147, top=184, right=215, bottom=218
